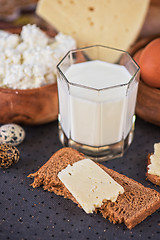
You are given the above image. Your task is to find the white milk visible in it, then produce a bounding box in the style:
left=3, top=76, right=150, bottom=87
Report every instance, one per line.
left=58, top=60, right=137, bottom=147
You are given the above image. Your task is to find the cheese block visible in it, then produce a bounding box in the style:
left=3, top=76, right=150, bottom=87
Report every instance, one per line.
left=36, top=0, right=149, bottom=62
left=58, top=158, right=124, bottom=214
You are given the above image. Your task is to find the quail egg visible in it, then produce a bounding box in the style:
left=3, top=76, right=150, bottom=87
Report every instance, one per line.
left=0, top=123, right=25, bottom=146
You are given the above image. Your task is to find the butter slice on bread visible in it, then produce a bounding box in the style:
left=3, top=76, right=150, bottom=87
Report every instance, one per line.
left=28, top=147, right=160, bottom=229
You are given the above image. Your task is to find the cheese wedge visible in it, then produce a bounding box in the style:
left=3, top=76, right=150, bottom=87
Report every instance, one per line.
left=37, top=0, right=149, bottom=62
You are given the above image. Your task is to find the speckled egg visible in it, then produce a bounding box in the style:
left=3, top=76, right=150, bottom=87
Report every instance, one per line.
left=0, top=123, right=25, bottom=146
left=0, top=144, right=20, bottom=168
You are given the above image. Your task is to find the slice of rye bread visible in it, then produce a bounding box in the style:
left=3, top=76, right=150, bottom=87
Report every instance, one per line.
left=146, top=154, right=160, bottom=186
left=28, top=148, right=160, bottom=229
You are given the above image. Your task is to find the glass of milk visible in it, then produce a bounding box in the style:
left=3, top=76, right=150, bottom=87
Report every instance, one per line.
left=57, top=45, right=140, bottom=161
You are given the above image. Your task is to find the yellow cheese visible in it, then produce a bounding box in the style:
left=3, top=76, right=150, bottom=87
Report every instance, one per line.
left=148, top=143, right=160, bottom=176
left=36, top=0, right=149, bottom=62
left=58, top=159, right=124, bottom=214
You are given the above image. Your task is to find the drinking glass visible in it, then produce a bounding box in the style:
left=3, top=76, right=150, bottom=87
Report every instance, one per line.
left=57, top=45, right=140, bottom=161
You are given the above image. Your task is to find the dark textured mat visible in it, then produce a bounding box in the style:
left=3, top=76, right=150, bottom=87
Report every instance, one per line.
left=0, top=117, right=160, bottom=240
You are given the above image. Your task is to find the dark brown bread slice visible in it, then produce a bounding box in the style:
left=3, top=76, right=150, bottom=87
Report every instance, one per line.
left=146, top=154, right=160, bottom=186
left=99, top=163, right=160, bottom=229
left=28, top=148, right=160, bottom=229
left=28, top=148, right=84, bottom=203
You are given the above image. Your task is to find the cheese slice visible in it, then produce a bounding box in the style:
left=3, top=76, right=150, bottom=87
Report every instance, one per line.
left=36, top=0, right=149, bottom=62
left=58, top=159, right=124, bottom=213
left=148, top=143, right=160, bottom=176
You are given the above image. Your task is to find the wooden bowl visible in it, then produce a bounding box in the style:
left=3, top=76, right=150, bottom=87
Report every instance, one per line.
left=0, top=83, right=58, bottom=125
left=136, top=80, right=160, bottom=126
left=130, top=35, right=160, bottom=126
left=0, top=27, right=58, bottom=125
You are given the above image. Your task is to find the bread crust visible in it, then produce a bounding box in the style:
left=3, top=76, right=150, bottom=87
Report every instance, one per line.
left=98, top=163, right=160, bottom=229
left=146, top=154, right=160, bottom=186
left=28, top=147, right=160, bottom=229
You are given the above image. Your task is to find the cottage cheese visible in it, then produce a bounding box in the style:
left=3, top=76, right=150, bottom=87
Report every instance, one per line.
left=21, top=24, right=49, bottom=48
left=0, top=31, right=20, bottom=50
left=0, top=24, right=76, bottom=89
